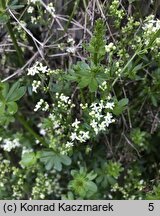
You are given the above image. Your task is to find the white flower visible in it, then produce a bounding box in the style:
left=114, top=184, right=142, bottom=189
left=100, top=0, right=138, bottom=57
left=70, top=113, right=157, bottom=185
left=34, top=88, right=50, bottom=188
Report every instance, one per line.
left=72, top=119, right=80, bottom=129
left=32, top=80, right=41, bottom=93
left=90, top=103, right=100, bottom=113
left=31, top=16, right=37, bottom=24
left=1, top=138, right=20, bottom=152
left=94, top=113, right=103, bottom=121
left=59, top=94, right=69, bottom=103
left=34, top=99, right=44, bottom=111
left=70, top=132, right=78, bottom=141
left=104, top=112, right=114, bottom=127
left=38, top=63, right=48, bottom=74
left=67, top=38, right=75, bottom=45
left=105, top=102, right=114, bottom=110
left=42, top=102, right=49, bottom=111
left=39, top=129, right=46, bottom=136
left=77, top=131, right=90, bottom=143
left=66, top=141, right=74, bottom=148
left=27, top=65, right=39, bottom=76
left=80, top=131, right=90, bottom=140
left=90, top=119, right=98, bottom=128
left=27, top=62, right=48, bottom=76
left=66, top=47, right=76, bottom=53
left=46, top=3, right=56, bottom=17
left=27, top=6, right=34, bottom=13
left=34, top=99, right=49, bottom=112
left=105, top=42, right=116, bottom=52
left=22, top=147, right=33, bottom=155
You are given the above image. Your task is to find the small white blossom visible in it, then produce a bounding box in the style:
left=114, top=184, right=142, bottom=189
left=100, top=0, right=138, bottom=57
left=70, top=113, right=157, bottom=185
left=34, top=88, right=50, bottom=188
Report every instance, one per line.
left=67, top=38, right=75, bottom=45
left=32, top=80, right=41, bottom=93
left=66, top=141, right=74, bottom=148
left=105, top=102, right=115, bottom=110
left=1, top=138, right=20, bottom=152
left=104, top=112, right=114, bottom=127
left=105, top=42, right=116, bottom=52
left=39, top=129, right=46, bottom=136
left=27, top=6, right=34, bottom=13
left=27, top=62, right=48, bottom=76
left=70, top=132, right=78, bottom=141
left=46, top=3, right=56, bottom=17
left=66, top=47, right=76, bottom=54
left=72, top=118, right=80, bottom=130
left=34, top=99, right=49, bottom=112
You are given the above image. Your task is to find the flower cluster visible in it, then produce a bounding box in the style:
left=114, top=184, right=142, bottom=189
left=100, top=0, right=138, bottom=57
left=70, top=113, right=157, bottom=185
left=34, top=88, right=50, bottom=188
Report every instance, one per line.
left=70, top=130, right=90, bottom=143
left=27, top=6, right=34, bottom=13
left=12, top=168, right=26, bottom=199
left=105, top=42, right=116, bottom=53
left=66, top=37, right=76, bottom=54
left=65, top=99, right=115, bottom=147
left=0, top=160, right=11, bottom=188
left=109, top=0, right=125, bottom=27
left=27, top=62, right=48, bottom=76
left=89, top=100, right=115, bottom=134
left=31, top=172, right=62, bottom=199
left=34, top=99, right=49, bottom=112
left=56, top=93, right=75, bottom=111
left=143, top=15, right=160, bottom=47
left=46, top=3, right=56, bottom=17
left=1, top=138, right=21, bottom=152
left=32, top=80, right=41, bottom=93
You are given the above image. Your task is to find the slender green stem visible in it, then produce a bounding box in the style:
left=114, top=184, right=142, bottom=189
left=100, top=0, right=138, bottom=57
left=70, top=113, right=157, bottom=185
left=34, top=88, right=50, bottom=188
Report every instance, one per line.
left=83, top=0, right=87, bottom=9
left=6, top=22, right=24, bottom=66
left=16, top=114, right=47, bottom=147
left=1, top=0, right=24, bottom=66
left=80, top=89, right=85, bottom=104
left=64, top=0, right=80, bottom=33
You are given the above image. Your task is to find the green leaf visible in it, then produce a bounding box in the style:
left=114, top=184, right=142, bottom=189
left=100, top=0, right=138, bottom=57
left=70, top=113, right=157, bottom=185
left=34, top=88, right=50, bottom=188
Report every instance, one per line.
left=20, top=152, right=37, bottom=167
left=86, top=181, right=97, bottom=197
left=6, top=83, right=26, bottom=102
left=54, top=156, right=62, bottom=171
left=87, top=171, right=97, bottom=180
left=7, top=101, right=18, bottom=115
left=1, top=82, right=9, bottom=98
left=60, top=154, right=72, bottom=166
left=88, top=78, right=98, bottom=92
left=40, top=151, right=55, bottom=170
left=113, top=98, right=129, bottom=115
left=9, top=5, right=24, bottom=10
left=0, top=102, right=5, bottom=114
left=40, top=151, right=71, bottom=171
left=151, top=95, right=157, bottom=107
left=118, top=98, right=129, bottom=107
left=79, top=77, right=90, bottom=88
left=0, top=13, right=9, bottom=24
left=6, top=81, right=20, bottom=101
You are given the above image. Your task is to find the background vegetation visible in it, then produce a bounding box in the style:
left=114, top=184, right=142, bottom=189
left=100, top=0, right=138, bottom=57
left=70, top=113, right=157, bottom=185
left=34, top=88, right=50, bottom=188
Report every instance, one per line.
left=0, top=0, right=160, bottom=199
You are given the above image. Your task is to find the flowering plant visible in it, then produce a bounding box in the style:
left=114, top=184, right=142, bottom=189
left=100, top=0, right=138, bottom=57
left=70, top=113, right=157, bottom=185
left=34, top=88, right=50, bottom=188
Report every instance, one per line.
left=0, top=0, right=160, bottom=200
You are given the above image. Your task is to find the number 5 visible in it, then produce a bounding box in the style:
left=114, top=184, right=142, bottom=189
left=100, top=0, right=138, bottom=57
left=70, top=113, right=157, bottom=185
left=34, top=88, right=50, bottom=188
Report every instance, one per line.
left=148, top=203, right=154, bottom=211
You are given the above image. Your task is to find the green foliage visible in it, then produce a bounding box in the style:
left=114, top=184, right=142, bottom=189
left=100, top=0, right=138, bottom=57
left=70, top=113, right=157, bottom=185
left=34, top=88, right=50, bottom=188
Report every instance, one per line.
left=20, top=152, right=37, bottom=167
left=40, top=151, right=71, bottom=171
left=96, top=162, right=123, bottom=188
left=0, top=0, right=160, bottom=200
left=69, top=167, right=97, bottom=198
left=113, top=98, right=129, bottom=115
left=0, top=81, right=26, bottom=124
left=67, top=20, right=107, bottom=93
left=146, top=185, right=160, bottom=200
left=86, top=19, right=106, bottom=65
